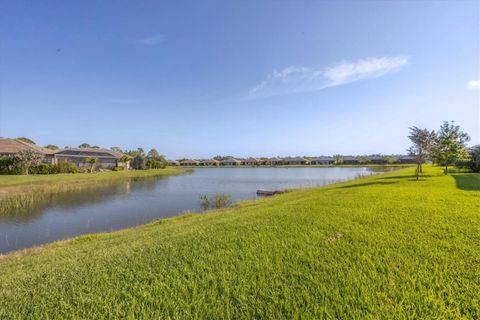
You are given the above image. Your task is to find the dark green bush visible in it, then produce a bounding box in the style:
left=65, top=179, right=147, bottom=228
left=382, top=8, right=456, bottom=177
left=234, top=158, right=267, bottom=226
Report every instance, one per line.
left=51, top=162, right=81, bottom=174
left=146, top=159, right=167, bottom=169
left=29, top=164, right=52, bottom=174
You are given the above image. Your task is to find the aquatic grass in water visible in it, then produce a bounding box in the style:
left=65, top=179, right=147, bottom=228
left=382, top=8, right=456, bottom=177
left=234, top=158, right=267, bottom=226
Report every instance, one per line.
left=200, top=194, right=232, bottom=211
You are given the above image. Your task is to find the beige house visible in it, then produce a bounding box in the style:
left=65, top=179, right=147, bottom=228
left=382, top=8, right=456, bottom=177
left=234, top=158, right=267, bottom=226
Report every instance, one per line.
left=167, top=160, right=180, bottom=166
left=200, top=159, right=220, bottom=166
left=285, top=157, right=309, bottom=165
left=220, top=158, right=242, bottom=166
left=242, top=158, right=259, bottom=166
left=264, top=157, right=283, bottom=165
left=0, top=138, right=56, bottom=164
left=180, top=159, right=200, bottom=166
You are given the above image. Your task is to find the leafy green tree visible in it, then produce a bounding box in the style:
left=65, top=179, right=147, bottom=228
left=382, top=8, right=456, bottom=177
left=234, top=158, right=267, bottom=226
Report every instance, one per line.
left=407, top=126, right=437, bottom=180
left=44, top=144, right=59, bottom=150
left=131, top=155, right=146, bottom=170
left=110, top=147, right=123, bottom=153
left=432, top=121, right=470, bottom=175
left=385, top=156, right=397, bottom=164
left=91, top=146, right=100, bottom=149
left=467, top=145, right=480, bottom=173
left=13, top=150, right=44, bottom=175
left=333, top=154, right=343, bottom=165
left=119, top=155, right=131, bottom=169
left=358, top=156, right=370, bottom=164
left=85, top=157, right=99, bottom=172
left=16, top=137, right=36, bottom=145
left=213, top=155, right=232, bottom=161
left=147, top=148, right=160, bottom=159
left=78, top=143, right=91, bottom=148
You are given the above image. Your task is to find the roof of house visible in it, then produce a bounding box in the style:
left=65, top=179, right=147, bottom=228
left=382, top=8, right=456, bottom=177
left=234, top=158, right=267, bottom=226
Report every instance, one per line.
left=55, top=148, right=123, bottom=159
left=243, top=157, right=259, bottom=162
left=286, top=157, right=309, bottom=162
left=342, top=156, right=359, bottom=161
left=266, top=157, right=283, bottom=162
left=0, top=138, right=56, bottom=155
left=220, top=158, right=242, bottom=163
left=201, top=159, right=220, bottom=163
left=180, top=159, right=200, bottom=163
left=310, top=157, right=334, bottom=161
left=367, top=155, right=386, bottom=160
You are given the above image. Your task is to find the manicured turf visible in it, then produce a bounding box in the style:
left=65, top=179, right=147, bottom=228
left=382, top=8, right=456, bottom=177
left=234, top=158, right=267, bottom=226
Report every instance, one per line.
left=0, top=166, right=478, bottom=318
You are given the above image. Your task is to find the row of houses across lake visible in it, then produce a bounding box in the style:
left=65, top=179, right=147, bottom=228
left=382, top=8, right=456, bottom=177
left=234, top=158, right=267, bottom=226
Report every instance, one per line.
left=1, top=138, right=417, bottom=170
left=168, top=155, right=416, bottom=166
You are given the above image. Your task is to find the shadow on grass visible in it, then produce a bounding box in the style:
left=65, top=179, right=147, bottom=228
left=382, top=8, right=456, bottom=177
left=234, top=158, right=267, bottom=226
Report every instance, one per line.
left=377, top=174, right=434, bottom=180
left=453, top=174, right=480, bottom=191
left=337, top=181, right=398, bottom=189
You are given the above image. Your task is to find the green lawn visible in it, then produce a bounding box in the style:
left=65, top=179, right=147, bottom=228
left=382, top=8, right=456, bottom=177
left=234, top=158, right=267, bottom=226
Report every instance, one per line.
left=0, top=166, right=479, bottom=318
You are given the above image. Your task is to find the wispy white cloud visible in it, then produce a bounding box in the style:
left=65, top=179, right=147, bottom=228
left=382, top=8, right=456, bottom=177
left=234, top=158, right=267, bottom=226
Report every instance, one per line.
left=139, top=35, right=165, bottom=46
left=249, top=56, right=409, bottom=98
left=467, top=80, right=480, bottom=89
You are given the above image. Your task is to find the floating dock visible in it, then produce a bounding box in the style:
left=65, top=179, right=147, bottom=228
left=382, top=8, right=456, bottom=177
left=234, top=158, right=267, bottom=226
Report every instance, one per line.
left=256, top=189, right=284, bottom=196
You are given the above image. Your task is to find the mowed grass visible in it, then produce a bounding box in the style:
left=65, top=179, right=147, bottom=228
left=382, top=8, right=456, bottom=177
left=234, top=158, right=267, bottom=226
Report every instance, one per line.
left=0, top=166, right=479, bottom=318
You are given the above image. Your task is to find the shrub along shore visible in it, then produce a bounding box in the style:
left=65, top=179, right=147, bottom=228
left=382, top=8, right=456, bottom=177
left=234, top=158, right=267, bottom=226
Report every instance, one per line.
left=0, top=166, right=478, bottom=318
left=0, top=167, right=186, bottom=215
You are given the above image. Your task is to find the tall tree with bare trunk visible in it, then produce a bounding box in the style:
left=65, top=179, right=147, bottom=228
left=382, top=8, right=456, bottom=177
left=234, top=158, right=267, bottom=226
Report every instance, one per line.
left=407, top=126, right=436, bottom=180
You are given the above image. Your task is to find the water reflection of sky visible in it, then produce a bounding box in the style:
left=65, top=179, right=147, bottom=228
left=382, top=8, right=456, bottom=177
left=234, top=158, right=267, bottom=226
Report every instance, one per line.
left=0, top=167, right=395, bottom=254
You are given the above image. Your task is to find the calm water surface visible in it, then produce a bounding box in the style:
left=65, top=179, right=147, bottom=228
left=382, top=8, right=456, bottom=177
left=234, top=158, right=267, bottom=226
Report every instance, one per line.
left=0, top=167, right=394, bottom=254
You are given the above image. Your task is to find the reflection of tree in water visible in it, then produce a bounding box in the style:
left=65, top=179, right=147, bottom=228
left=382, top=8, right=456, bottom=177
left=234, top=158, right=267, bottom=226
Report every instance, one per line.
left=0, top=176, right=166, bottom=223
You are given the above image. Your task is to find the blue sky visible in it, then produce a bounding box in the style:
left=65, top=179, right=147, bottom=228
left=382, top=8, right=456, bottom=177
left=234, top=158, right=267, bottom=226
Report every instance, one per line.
left=0, top=0, right=479, bottom=158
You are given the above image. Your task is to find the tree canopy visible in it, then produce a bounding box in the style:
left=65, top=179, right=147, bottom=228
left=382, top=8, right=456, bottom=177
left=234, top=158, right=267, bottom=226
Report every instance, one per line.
left=16, top=137, right=36, bottom=145
left=44, top=144, right=59, bottom=150
left=432, top=121, right=470, bottom=174
left=13, top=150, right=44, bottom=175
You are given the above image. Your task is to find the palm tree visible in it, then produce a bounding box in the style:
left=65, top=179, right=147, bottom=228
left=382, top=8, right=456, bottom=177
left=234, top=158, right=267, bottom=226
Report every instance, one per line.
left=119, top=155, right=131, bottom=169
left=333, top=154, right=343, bottom=165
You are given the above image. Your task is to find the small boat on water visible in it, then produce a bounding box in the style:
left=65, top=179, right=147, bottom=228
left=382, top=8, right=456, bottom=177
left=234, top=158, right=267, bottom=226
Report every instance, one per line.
left=256, top=189, right=284, bottom=196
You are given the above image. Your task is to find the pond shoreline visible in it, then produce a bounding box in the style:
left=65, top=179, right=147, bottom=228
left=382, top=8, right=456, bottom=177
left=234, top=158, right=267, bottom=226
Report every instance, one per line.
left=0, top=168, right=188, bottom=215
left=0, top=166, right=399, bottom=255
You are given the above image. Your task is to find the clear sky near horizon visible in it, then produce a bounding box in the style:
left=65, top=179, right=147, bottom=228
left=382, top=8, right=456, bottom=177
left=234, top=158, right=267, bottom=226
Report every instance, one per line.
left=0, top=0, right=479, bottom=159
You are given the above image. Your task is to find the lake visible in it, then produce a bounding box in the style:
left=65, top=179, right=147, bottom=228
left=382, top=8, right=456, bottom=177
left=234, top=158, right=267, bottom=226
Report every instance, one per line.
left=0, top=167, right=395, bottom=254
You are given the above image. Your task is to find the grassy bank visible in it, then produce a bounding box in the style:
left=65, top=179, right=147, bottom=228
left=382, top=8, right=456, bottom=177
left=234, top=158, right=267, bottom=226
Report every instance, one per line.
left=0, top=166, right=479, bottom=318
left=0, top=167, right=185, bottom=215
